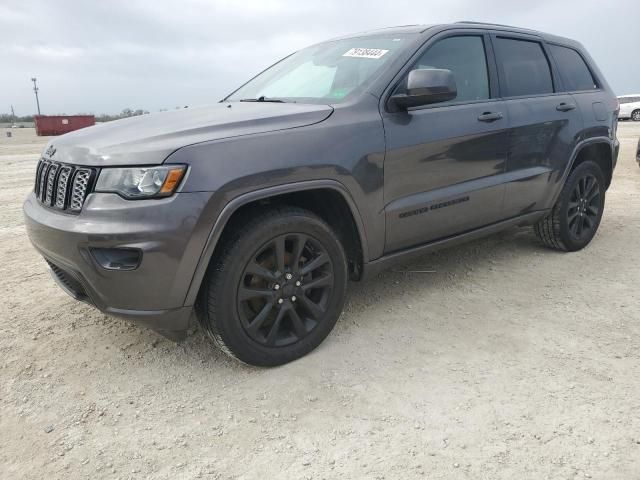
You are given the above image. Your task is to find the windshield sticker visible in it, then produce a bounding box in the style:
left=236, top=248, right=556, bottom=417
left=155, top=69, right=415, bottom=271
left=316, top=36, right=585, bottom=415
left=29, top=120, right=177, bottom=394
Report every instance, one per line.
left=342, top=48, right=389, bottom=59
left=328, top=88, right=350, bottom=99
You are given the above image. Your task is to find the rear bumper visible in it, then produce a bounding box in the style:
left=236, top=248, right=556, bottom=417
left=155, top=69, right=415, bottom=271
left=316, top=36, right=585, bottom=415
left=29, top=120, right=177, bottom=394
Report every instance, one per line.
left=23, top=190, right=215, bottom=339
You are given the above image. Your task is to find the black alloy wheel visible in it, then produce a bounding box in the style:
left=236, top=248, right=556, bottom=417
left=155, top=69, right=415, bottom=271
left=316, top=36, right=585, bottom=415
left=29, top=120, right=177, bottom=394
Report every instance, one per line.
left=199, top=207, right=348, bottom=366
left=237, top=233, right=334, bottom=347
left=534, top=160, right=606, bottom=251
left=566, top=173, right=601, bottom=242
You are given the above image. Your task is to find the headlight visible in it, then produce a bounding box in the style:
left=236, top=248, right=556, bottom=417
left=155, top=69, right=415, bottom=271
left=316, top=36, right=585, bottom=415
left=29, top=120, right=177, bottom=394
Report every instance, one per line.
left=95, top=165, right=186, bottom=199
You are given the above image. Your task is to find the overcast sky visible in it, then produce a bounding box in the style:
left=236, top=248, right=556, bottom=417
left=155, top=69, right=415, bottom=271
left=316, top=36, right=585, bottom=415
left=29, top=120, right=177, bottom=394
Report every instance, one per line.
left=2, top=0, right=638, bottom=115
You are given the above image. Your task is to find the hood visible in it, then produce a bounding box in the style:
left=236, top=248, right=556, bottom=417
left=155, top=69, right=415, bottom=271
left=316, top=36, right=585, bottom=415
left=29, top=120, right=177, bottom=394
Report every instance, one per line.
left=43, top=102, right=334, bottom=166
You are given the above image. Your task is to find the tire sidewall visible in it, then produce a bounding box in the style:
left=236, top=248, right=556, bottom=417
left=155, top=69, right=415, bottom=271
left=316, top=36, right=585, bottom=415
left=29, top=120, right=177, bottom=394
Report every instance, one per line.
left=207, top=212, right=348, bottom=366
left=557, top=161, right=606, bottom=251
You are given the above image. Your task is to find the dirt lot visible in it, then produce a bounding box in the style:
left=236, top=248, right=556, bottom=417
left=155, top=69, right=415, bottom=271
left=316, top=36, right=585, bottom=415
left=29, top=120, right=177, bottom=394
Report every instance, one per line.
left=1, top=124, right=639, bottom=480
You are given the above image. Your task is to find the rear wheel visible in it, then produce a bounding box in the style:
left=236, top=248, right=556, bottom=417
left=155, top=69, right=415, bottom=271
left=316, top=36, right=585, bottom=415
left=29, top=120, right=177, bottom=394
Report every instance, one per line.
left=534, top=160, right=605, bottom=251
left=199, top=207, right=348, bottom=366
left=632, top=109, right=640, bottom=121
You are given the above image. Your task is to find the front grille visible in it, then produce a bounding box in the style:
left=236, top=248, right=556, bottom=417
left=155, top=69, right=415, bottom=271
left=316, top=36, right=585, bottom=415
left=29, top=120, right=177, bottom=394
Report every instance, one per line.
left=34, top=159, right=96, bottom=213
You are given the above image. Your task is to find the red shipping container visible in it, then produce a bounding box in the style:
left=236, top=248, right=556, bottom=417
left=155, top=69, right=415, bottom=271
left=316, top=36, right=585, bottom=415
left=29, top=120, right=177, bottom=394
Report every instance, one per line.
left=34, top=115, right=95, bottom=136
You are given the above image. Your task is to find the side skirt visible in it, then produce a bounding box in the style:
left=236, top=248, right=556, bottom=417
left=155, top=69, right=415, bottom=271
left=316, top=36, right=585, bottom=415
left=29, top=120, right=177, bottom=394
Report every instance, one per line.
left=360, top=210, right=548, bottom=280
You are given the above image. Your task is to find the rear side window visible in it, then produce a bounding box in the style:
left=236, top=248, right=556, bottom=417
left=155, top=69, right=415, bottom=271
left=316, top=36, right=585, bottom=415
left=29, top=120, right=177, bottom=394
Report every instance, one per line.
left=493, top=37, right=553, bottom=97
left=549, top=45, right=597, bottom=91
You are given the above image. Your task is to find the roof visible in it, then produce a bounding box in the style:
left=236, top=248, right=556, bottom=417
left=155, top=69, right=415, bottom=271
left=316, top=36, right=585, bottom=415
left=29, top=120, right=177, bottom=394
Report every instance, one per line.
left=454, top=21, right=539, bottom=32
left=327, top=22, right=581, bottom=49
left=452, top=21, right=578, bottom=46
left=345, top=22, right=545, bottom=36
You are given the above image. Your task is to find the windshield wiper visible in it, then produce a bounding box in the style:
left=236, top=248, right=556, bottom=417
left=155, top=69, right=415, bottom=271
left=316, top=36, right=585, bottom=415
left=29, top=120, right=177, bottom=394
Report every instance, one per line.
left=239, top=96, right=287, bottom=103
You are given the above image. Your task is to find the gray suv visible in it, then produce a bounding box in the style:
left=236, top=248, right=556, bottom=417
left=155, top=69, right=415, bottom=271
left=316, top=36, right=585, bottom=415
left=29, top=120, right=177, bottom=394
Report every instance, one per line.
left=24, top=23, right=619, bottom=366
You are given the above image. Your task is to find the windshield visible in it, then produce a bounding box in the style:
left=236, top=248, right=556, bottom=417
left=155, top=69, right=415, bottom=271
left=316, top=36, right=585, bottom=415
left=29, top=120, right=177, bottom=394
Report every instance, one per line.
left=225, top=34, right=415, bottom=104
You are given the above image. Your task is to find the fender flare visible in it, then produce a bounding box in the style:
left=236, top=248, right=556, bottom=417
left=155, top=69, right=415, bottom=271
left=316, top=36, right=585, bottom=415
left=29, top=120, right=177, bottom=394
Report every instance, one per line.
left=183, top=179, right=369, bottom=306
left=550, top=136, right=615, bottom=205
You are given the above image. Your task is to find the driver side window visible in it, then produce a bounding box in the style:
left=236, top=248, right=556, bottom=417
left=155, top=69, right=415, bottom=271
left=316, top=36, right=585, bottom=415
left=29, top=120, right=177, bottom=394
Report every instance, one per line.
left=398, top=35, right=490, bottom=104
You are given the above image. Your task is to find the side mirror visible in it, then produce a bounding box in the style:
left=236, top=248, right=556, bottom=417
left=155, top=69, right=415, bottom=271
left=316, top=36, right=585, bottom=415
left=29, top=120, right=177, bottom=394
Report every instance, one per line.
left=389, top=68, right=457, bottom=110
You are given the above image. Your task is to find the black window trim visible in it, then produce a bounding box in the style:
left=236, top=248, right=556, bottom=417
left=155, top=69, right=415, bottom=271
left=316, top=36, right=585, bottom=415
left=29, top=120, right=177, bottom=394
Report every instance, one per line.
left=489, top=33, right=560, bottom=100
left=382, top=29, right=501, bottom=113
left=545, top=42, right=602, bottom=94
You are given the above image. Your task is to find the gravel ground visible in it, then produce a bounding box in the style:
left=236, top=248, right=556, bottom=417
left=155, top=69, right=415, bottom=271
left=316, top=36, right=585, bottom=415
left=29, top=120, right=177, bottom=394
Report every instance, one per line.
left=1, top=124, right=639, bottom=480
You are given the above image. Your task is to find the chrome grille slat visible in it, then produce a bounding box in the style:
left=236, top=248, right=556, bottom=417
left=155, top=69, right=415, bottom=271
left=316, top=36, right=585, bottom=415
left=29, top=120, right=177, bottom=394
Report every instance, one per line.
left=70, top=169, right=91, bottom=211
left=55, top=166, right=73, bottom=209
left=33, top=159, right=94, bottom=213
left=38, top=161, right=50, bottom=202
left=44, top=163, right=59, bottom=205
left=34, top=160, right=45, bottom=196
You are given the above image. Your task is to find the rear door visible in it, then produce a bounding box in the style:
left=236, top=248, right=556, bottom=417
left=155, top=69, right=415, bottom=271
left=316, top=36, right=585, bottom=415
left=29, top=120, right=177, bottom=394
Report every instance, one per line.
left=382, top=32, right=509, bottom=253
left=492, top=34, right=584, bottom=217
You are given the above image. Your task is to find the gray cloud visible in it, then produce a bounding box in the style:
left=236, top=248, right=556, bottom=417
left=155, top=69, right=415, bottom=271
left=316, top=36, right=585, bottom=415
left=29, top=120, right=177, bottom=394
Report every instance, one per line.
left=2, top=0, right=637, bottom=115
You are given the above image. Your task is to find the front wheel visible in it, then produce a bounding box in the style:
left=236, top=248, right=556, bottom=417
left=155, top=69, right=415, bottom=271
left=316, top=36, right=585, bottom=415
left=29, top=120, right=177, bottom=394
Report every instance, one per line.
left=632, top=109, right=640, bottom=122
left=534, top=160, right=606, bottom=251
left=199, top=207, right=348, bottom=366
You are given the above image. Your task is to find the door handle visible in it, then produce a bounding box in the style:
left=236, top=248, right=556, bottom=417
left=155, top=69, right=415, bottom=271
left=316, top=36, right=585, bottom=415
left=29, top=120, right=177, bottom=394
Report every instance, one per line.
left=556, top=102, right=576, bottom=112
left=477, top=112, right=503, bottom=122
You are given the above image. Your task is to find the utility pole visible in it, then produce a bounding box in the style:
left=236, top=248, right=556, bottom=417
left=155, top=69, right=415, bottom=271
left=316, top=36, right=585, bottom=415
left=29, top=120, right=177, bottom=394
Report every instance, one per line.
left=10, top=105, right=15, bottom=123
left=31, top=77, right=41, bottom=115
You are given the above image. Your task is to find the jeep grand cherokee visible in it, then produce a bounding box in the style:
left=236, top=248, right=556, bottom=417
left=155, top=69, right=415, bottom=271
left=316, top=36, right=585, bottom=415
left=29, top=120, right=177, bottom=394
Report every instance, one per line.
left=24, top=22, right=619, bottom=366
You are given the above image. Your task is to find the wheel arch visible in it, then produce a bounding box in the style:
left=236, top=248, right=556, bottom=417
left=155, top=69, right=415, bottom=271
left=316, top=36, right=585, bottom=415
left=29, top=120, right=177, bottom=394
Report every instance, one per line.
left=566, top=137, right=615, bottom=188
left=546, top=136, right=614, bottom=209
left=183, top=180, right=369, bottom=306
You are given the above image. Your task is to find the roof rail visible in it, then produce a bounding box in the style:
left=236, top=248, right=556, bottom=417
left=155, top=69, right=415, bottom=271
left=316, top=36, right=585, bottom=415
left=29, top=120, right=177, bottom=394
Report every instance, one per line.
left=455, top=21, right=536, bottom=31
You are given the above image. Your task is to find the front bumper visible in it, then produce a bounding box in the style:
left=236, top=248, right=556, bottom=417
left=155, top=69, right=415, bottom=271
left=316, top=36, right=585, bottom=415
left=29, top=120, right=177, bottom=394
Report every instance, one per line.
left=23, top=190, right=215, bottom=340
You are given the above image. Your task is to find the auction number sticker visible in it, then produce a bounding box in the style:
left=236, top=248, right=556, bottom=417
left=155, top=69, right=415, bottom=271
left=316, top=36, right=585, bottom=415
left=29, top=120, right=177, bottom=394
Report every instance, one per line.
left=342, top=48, right=389, bottom=59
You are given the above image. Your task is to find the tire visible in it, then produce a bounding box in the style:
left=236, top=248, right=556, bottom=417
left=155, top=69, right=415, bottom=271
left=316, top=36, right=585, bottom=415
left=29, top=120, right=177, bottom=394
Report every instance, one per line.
left=632, top=109, right=640, bottom=122
left=198, top=207, right=348, bottom=366
left=534, top=160, right=606, bottom=252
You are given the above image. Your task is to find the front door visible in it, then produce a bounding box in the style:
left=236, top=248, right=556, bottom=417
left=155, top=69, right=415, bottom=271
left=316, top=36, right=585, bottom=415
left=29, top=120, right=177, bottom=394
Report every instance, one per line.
left=382, top=33, right=509, bottom=253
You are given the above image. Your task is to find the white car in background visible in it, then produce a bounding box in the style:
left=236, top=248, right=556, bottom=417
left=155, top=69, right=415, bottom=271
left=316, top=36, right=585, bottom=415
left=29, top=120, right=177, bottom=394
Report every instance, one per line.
left=618, top=95, right=640, bottom=121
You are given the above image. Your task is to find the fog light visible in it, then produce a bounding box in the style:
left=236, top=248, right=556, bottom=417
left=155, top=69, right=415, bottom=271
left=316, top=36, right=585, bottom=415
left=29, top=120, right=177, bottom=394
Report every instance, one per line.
left=91, top=248, right=142, bottom=271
